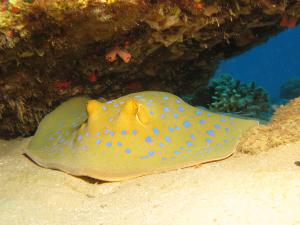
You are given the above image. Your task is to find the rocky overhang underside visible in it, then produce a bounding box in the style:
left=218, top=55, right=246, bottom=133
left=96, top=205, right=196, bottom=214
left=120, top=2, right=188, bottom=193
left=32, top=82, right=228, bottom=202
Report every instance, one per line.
left=0, top=0, right=299, bottom=138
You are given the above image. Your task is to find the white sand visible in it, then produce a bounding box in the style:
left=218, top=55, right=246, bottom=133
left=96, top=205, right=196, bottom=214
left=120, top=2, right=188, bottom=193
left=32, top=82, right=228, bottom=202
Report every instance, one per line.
left=1, top=137, right=300, bottom=225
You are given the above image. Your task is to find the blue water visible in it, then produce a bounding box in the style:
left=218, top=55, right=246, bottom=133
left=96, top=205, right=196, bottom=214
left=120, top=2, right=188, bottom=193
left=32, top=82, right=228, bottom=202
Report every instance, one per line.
left=214, top=25, right=300, bottom=102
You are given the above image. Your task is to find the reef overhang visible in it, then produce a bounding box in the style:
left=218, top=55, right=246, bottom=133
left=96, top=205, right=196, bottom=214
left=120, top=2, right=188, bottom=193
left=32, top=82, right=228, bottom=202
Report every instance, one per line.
left=0, top=0, right=299, bottom=138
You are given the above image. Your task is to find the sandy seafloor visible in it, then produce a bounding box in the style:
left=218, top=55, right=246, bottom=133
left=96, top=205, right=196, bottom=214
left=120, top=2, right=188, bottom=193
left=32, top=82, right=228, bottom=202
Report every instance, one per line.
left=0, top=137, right=300, bottom=225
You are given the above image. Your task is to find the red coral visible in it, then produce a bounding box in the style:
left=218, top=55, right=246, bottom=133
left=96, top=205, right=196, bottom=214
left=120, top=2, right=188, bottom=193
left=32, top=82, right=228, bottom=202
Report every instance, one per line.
left=52, top=81, right=71, bottom=91
left=194, top=2, right=205, bottom=11
left=280, top=14, right=298, bottom=28
left=127, top=81, right=142, bottom=91
left=88, top=72, right=97, bottom=82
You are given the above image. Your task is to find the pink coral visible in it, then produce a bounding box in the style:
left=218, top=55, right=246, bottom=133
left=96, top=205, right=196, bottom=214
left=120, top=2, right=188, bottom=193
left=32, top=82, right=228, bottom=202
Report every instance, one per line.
left=117, top=49, right=131, bottom=63
left=105, top=43, right=132, bottom=63
left=105, top=48, right=118, bottom=62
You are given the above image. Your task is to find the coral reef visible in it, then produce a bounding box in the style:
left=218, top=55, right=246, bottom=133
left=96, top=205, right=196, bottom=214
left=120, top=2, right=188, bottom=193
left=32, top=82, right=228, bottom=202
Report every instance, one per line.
left=0, top=0, right=299, bottom=138
left=195, top=75, right=270, bottom=118
left=237, top=97, right=300, bottom=154
left=280, top=77, right=300, bottom=100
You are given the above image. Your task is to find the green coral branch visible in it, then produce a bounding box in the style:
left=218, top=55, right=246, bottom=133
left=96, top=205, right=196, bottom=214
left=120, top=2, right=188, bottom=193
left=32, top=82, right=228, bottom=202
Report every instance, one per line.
left=208, top=74, right=270, bottom=118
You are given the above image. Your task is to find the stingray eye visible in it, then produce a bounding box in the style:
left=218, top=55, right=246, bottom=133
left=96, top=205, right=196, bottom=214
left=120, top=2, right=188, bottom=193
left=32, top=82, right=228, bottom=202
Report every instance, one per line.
left=136, top=104, right=150, bottom=125
left=87, top=100, right=102, bottom=116
left=123, top=99, right=138, bottom=114
left=122, top=99, right=149, bottom=125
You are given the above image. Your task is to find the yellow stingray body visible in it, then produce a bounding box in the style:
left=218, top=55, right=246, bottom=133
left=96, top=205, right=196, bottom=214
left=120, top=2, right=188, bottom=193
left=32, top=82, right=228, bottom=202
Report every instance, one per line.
left=26, top=91, right=258, bottom=181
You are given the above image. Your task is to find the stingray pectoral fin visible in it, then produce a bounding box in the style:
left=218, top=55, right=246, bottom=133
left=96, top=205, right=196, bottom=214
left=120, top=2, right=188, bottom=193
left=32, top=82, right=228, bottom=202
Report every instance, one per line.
left=27, top=96, right=89, bottom=151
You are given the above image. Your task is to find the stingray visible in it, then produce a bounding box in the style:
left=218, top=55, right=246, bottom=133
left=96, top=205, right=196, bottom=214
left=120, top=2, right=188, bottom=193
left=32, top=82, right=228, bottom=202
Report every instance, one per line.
left=26, top=91, right=258, bottom=181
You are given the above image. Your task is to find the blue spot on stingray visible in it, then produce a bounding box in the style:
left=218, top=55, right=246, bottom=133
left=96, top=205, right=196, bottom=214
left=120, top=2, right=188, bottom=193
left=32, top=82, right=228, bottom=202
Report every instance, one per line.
left=121, top=130, right=127, bottom=135
left=190, top=134, right=196, bottom=139
left=163, top=96, right=169, bottom=100
left=125, top=148, right=131, bottom=154
left=159, top=142, right=164, bottom=147
left=56, top=131, right=61, bottom=135
left=186, top=141, right=193, bottom=147
left=207, top=113, right=212, bottom=117
left=221, top=118, right=226, bottom=122
left=175, top=126, right=180, bottom=130
left=183, top=120, right=191, bottom=128
left=105, top=129, right=110, bottom=135
left=206, top=138, right=213, bottom=143
left=168, top=127, right=175, bottom=132
left=178, top=106, right=185, bottom=112
left=224, top=139, right=229, bottom=143
left=164, top=107, right=170, bottom=112
left=176, top=99, right=182, bottom=103
left=132, top=130, right=137, bottom=135
left=153, top=128, right=159, bottom=135
left=96, top=139, right=101, bottom=144
left=106, top=101, right=113, bottom=104
left=215, top=124, right=221, bottom=129
left=50, top=137, right=54, bottom=141
left=199, top=119, right=206, bottom=124
left=225, top=128, right=230, bottom=132
left=96, top=132, right=101, bottom=136
left=110, top=131, right=115, bottom=136
left=173, top=113, right=179, bottom=119
left=161, top=114, right=166, bottom=119
left=117, top=141, right=123, bottom=146
left=106, top=142, right=112, bottom=147
left=150, top=111, right=155, bottom=116
left=162, top=157, right=167, bottom=160
left=207, top=130, right=215, bottom=136
left=187, top=149, right=192, bottom=153
left=102, top=106, right=107, bottom=111
left=174, top=151, right=180, bottom=155
left=196, top=111, right=202, bottom=115
left=145, top=136, right=153, bottom=143
left=180, top=147, right=185, bottom=150
left=78, top=135, right=83, bottom=141
left=86, top=132, right=91, bottom=137
left=148, top=151, right=155, bottom=156
left=165, top=136, right=171, bottom=142
left=114, top=104, right=119, bottom=108
left=109, top=118, right=113, bottom=123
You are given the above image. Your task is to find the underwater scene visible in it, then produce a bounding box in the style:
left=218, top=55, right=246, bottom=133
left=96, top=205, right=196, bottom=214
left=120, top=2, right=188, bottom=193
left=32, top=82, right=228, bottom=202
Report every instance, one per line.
left=0, top=0, right=300, bottom=225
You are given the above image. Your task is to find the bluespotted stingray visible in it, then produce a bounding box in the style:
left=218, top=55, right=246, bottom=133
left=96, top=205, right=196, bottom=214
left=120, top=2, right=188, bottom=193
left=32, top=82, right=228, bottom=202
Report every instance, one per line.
left=26, top=91, right=258, bottom=181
